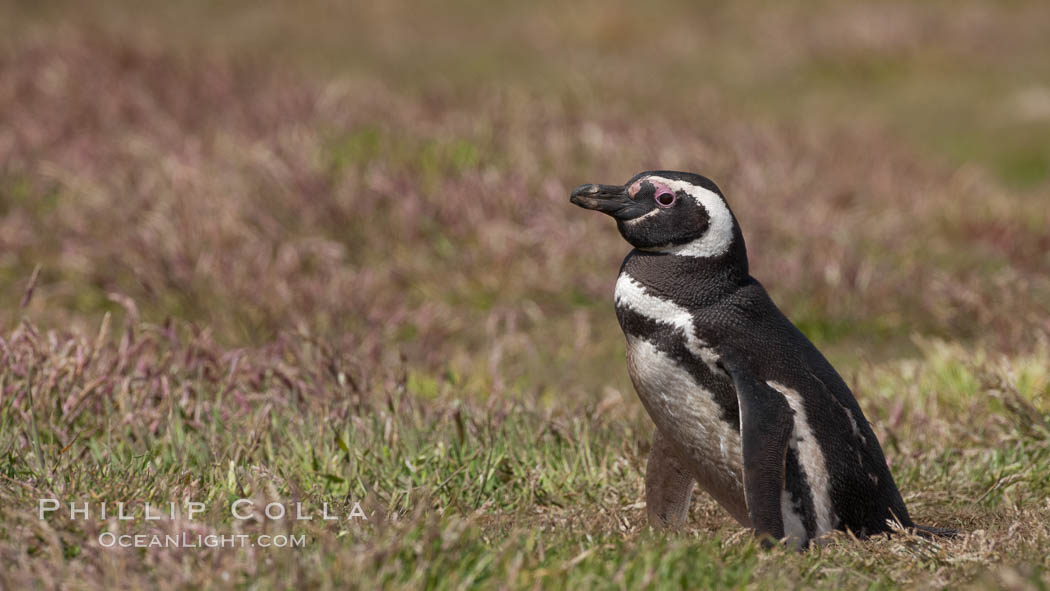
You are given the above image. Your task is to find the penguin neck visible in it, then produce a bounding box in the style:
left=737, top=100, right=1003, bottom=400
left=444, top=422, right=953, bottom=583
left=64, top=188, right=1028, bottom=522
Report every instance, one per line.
left=619, top=240, right=750, bottom=308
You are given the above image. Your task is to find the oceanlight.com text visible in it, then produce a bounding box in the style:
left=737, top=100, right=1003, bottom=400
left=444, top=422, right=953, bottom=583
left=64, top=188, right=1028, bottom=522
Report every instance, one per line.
left=97, top=532, right=307, bottom=549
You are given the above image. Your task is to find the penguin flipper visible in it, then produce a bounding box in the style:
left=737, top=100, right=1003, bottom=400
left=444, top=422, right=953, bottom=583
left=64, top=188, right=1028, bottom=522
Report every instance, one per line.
left=719, top=352, right=796, bottom=544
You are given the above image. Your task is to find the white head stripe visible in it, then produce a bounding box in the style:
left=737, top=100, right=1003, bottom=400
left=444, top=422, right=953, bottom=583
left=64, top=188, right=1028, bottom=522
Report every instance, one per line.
left=623, top=207, right=661, bottom=226
left=646, top=176, right=735, bottom=258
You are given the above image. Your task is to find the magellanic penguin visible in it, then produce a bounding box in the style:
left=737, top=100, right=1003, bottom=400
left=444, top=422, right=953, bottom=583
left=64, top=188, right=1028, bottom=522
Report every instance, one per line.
left=569, top=171, right=954, bottom=548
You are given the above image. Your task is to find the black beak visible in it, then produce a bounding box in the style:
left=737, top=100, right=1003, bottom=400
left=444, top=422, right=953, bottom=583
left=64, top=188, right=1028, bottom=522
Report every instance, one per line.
left=569, top=183, right=638, bottom=218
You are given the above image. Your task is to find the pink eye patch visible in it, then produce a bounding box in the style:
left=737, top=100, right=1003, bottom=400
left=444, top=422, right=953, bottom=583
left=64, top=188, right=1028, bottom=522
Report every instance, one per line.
left=653, top=183, right=676, bottom=207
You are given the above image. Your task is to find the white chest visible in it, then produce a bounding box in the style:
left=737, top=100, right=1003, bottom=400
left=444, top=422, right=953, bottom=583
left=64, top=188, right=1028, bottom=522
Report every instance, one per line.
left=615, top=272, right=748, bottom=522
left=625, top=338, right=747, bottom=526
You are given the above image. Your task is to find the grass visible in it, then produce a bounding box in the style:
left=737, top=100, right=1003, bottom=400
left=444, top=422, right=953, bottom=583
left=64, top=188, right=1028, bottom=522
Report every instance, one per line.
left=2, top=320, right=1049, bottom=588
left=1, top=1, right=1050, bottom=589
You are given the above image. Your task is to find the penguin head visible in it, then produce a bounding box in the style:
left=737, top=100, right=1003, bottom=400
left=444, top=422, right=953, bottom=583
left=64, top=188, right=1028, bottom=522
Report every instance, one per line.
left=570, top=170, right=746, bottom=262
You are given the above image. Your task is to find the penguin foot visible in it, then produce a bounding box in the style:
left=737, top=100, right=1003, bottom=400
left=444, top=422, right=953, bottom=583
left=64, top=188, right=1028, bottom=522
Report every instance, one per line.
left=911, top=524, right=958, bottom=539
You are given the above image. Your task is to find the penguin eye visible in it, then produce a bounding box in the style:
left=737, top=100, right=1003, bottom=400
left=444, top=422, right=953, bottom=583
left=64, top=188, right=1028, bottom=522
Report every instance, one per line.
left=654, top=189, right=676, bottom=208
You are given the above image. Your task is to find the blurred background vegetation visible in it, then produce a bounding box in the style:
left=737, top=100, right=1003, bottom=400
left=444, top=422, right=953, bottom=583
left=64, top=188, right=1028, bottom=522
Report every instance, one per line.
left=7, top=0, right=1050, bottom=190
left=2, top=1, right=1048, bottom=370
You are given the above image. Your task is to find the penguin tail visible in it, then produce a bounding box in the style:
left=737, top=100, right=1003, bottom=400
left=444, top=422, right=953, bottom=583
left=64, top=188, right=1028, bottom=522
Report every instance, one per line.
left=911, top=524, right=958, bottom=539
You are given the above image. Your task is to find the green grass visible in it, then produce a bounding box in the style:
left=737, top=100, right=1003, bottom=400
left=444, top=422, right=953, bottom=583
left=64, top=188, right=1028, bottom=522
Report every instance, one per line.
left=2, top=321, right=1049, bottom=588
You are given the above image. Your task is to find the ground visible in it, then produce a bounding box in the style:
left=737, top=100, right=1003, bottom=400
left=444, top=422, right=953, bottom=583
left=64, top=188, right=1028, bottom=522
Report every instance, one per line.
left=1, top=1, right=1049, bottom=589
